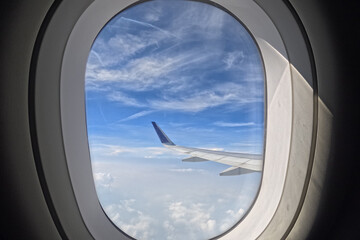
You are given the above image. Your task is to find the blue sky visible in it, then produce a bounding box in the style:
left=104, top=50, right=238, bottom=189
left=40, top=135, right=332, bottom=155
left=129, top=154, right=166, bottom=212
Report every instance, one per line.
left=85, top=1, right=264, bottom=239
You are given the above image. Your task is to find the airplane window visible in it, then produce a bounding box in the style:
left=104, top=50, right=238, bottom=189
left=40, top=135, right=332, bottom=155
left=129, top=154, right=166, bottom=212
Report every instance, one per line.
left=85, top=0, right=265, bottom=239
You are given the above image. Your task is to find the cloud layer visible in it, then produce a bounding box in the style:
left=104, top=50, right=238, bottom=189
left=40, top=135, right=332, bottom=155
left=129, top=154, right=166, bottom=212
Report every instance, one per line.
left=93, top=160, right=261, bottom=240
left=85, top=0, right=264, bottom=115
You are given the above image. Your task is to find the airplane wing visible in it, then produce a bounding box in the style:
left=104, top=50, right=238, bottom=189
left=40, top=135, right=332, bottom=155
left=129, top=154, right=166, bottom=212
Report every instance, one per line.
left=151, top=122, right=263, bottom=176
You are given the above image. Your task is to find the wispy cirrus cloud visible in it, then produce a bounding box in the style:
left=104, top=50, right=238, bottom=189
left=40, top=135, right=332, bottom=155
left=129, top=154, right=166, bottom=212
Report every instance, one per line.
left=86, top=49, right=220, bottom=91
left=148, top=93, right=226, bottom=112
left=85, top=0, right=264, bottom=114
left=119, top=110, right=155, bottom=122
left=170, top=2, right=226, bottom=40
left=213, top=121, right=256, bottom=127
left=148, top=83, right=263, bottom=112
left=85, top=25, right=176, bottom=74
left=107, top=91, right=145, bottom=107
left=107, top=33, right=151, bottom=57
left=120, top=17, right=179, bottom=39
left=223, top=51, right=245, bottom=69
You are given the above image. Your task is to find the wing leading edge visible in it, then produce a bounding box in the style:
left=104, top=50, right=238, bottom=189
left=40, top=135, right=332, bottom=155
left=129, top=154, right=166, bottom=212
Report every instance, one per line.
left=151, top=122, right=263, bottom=176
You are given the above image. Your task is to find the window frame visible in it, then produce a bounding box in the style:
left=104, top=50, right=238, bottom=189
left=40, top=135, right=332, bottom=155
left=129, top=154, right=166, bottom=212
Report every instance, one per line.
left=32, top=0, right=316, bottom=239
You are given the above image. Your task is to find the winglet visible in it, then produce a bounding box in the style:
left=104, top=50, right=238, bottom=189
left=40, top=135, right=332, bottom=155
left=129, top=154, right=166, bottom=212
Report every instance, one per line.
left=152, top=122, right=175, bottom=146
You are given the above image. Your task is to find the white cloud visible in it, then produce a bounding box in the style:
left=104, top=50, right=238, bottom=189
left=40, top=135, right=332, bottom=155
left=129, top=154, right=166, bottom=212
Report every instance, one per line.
left=148, top=83, right=262, bottom=112
left=90, top=144, right=136, bottom=156
left=91, top=159, right=262, bottom=240
left=93, top=172, right=114, bottom=192
left=214, top=121, right=256, bottom=127
left=170, top=2, right=226, bottom=40
left=169, top=168, right=205, bottom=173
left=220, top=208, right=245, bottom=232
left=121, top=17, right=179, bottom=39
left=105, top=202, right=156, bottom=240
left=108, top=33, right=149, bottom=57
left=202, top=147, right=224, bottom=151
left=145, top=147, right=180, bottom=157
left=89, top=50, right=104, bottom=66
left=230, top=142, right=262, bottom=147
left=227, top=208, right=245, bottom=218
left=150, top=91, right=231, bottom=112
left=119, top=110, right=155, bottom=122
left=168, top=202, right=216, bottom=232
left=144, top=12, right=160, bottom=22
left=85, top=22, right=177, bottom=84
left=223, top=51, right=245, bottom=69
left=85, top=80, right=112, bottom=92
left=89, top=143, right=183, bottom=159
left=87, top=49, right=218, bottom=92
left=85, top=0, right=265, bottom=118
left=107, top=91, right=145, bottom=107
left=163, top=221, right=176, bottom=240
left=149, top=91, right=226, bottom=112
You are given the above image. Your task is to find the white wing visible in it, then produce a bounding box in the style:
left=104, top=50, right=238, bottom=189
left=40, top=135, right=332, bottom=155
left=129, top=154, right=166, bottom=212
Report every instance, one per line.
left=152, top=122, right=263, bottom=176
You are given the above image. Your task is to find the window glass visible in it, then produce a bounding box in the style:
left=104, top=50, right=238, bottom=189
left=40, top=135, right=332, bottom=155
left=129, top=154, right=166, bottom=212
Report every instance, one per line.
left=85, top=1, right=264, bottom=239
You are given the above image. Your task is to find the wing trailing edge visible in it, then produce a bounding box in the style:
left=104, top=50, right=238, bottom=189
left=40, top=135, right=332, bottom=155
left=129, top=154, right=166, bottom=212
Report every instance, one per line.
left=182, top=156, right=209, bottom=162
left=220, top=166, right=256, bottom=176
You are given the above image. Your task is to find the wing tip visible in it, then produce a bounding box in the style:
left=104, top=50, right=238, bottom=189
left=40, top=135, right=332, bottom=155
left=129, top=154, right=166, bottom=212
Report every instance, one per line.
left=151, top=121, right=175, bottom=146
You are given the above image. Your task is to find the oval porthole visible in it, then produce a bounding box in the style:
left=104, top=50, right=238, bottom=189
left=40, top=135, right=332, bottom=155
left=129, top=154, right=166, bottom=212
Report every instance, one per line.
left=85, top=0, right=265, bottom=239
